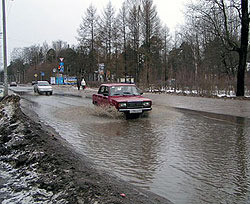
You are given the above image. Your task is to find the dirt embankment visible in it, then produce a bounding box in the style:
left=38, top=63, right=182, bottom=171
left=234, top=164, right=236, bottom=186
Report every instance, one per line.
left=0, top=95, right=172, bottom=204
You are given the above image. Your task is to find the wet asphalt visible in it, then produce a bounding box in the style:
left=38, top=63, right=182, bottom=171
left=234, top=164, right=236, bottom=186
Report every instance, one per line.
left=10, top=85, right=250, bottom=204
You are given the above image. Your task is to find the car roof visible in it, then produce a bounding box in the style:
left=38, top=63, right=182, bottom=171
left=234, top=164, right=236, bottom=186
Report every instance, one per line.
left=101, top=83, right=136, bottom=87
left=37, top=81, right=50, bottom=84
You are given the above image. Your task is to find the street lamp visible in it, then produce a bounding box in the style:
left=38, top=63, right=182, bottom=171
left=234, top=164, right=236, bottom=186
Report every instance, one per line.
left=2, top=0, right=8, bottom=96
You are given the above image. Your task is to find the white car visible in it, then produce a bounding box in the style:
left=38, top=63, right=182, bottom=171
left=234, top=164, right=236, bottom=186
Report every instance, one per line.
left=34, top=81, right=53, bottom=95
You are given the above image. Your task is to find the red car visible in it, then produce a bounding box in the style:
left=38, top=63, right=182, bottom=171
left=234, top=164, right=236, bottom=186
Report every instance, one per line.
left=92, top=83, right=152, bottom=117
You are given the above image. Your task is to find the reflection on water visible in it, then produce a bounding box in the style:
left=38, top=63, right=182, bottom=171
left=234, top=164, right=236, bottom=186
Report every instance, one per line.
left=234, top=117, right=248, bottom=200
left=25, top=96, right=250, bottom=204
left=80, top=118, right=160, bottom=187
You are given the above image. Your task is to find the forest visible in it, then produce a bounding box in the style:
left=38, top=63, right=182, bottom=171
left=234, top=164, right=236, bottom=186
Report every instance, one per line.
left=1, top=0, right=249, bottom=96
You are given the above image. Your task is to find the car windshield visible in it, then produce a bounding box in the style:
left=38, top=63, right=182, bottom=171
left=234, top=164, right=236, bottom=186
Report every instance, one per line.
left=38, top=81, right=50, bottom=86
left=110, top=85, right=140, bottom=96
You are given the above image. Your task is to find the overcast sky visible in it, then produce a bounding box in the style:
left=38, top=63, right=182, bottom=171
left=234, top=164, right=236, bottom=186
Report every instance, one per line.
left=1, top=0, right=187, bottom=65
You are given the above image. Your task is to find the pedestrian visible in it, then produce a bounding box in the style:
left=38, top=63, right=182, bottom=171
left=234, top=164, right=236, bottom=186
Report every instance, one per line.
left=77, top=77, right=81, bottom=90
left=81, top=78, right=86, bottom=90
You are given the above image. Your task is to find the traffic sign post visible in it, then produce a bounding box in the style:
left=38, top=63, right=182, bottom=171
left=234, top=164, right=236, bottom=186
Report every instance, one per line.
left=58, top=58, right=64, bottom=73
left=60, top=66, right=64, bottom=72
left=40, top=72, right=45, bottom=80
left=59, top=62, right=64, bottom=72
left=34, top=74, right=38, bottom=81
left=57, top=58, right=65, bottom=84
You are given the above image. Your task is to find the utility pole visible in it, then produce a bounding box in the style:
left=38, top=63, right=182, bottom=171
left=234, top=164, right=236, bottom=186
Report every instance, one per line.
left=2, top=0, right=8, bottom=97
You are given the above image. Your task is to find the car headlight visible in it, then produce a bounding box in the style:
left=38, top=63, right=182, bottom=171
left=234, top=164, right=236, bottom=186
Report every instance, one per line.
left=118, top=102, right=127, bottom=108
left=143, top=101, right=151, bottom=107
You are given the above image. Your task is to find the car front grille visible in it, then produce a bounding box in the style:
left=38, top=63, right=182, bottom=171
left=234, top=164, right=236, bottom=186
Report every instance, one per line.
left=127, top=102, right=143, bottom=108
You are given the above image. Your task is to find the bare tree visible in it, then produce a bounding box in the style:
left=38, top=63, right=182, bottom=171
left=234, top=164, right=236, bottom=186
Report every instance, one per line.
left=77, top=4, right=99, bottom=51
left=162, top=25, right=171, bottom=86
left=127, top=3, right=141, bottom=82
left=187, top=0, right=249, bottom=96
left=10, top=48, right=24, bottom=62
left=140, top=0, right=162, bottom=85
left=42, top=41, right=49, bottom=63
left=98, top=1, right=116, bottom=80
left=77, top=4, right=99, bottom=79
left=237, top=0, right=249, bottom=96
left=112, top=18, right=122, bottom=80
left=22, top=45, right=41, bottom=66
left=52, top=40, right=67, bottom=59
left=117, top=2, right=129, bottom=81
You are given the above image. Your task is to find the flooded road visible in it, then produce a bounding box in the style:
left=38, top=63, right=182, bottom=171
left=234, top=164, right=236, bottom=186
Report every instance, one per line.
left=19, top=87, right=250, bottom=204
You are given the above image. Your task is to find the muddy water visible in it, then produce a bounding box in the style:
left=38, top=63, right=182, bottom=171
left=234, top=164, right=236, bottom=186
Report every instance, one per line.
left=22, top=94, right=250, bottom=204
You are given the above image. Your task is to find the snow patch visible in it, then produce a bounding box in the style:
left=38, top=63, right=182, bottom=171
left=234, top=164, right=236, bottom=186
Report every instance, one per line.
left=155, top=88, right=250, bottom=98
left=0, top=160, right=66, bottom=204
left=3, top=103, right=14, bottom=119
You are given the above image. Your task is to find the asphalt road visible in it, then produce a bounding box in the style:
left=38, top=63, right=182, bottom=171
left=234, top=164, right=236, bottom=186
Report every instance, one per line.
left=10, top=85, right=250, bottom=204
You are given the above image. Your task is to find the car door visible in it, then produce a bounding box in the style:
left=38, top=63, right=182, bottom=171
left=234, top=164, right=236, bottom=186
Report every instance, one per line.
left=97, top=86, right=109, bottom=105
left=96, top=86, right=104, bottom=105
left=102, top=86, right=109, bottom=105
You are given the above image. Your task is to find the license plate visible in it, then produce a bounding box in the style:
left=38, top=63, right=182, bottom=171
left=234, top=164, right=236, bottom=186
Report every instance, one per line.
left=130, top=109, right=142, bottom=114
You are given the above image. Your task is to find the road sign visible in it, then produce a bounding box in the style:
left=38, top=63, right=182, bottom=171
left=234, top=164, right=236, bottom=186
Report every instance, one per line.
left=53, top=68, right=57, bottom=73
left=59, top=58, right=64, bottom=62
left=41, top=72, right=45, bottom=76
left=56, top=76, right=64, bottom=85
left=60, top=66, right=64, bottom=72
left=59, top=62, right=64, bottom=66
left=34, top=74, right=38, bottom=77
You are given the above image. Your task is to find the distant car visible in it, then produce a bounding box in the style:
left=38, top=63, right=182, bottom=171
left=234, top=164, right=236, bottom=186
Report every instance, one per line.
left=92, top=83, right=152, bottom=118
left=10, top=82, right=17, bottom=87
left=0, top=82, right=3, bottom=86
left=34, top=81, right=53, bottom=95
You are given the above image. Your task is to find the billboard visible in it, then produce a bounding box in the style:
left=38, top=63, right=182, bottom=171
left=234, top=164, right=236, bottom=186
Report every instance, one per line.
left=50, top=77, right=56, bottom=85
left=64, top=76, right=77, bottom=85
